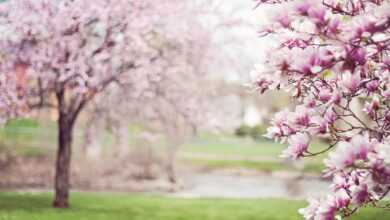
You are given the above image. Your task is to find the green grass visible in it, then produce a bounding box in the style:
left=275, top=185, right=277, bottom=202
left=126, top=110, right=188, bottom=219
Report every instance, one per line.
left=185, top=158, right=286, bottom=172
left=0, top=119, right=57, bottom=157
left=183, top=134, right=286, bottom=157
left=182, top=133, right=328, bottom=173
left=0, top=119, right=329, bottom=173
left=0, top=192, right=388, bottom=220
left=184, top=158, right=325, bottom=173
left=183, top=134, right=328, bottom=158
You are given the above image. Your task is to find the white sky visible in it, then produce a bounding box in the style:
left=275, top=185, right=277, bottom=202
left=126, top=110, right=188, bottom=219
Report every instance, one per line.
left=208, top=0, right=273, bottom=83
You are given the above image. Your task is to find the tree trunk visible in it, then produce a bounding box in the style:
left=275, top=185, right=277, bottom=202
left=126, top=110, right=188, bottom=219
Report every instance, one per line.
left=167, top=144, right=178, bottom=184
left=53, top=113, right=74, bottom=208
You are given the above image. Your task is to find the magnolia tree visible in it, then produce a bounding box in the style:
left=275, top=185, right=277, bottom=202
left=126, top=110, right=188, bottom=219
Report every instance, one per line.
left=82, top=0, right=240, bottom=183
left=0, top=0, right=164, bottom=208
left=252, top=0, right=390, bottom=219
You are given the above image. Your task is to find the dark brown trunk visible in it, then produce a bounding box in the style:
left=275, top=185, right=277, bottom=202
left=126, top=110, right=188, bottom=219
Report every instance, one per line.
left=53, top=112, right=74, bottom=208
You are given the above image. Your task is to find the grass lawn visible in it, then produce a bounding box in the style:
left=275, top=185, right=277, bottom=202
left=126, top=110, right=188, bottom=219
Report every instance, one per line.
left=0, top=119, right=328, bottom=173
left=182, top=134, right=328, bottom=173
left=183, top=134, right=287, bottom=157
left=0, top=192, right=389, bottom=220
left=183, top=133, right=328, bottom=158
left=184, top=158, right=325, bottom=173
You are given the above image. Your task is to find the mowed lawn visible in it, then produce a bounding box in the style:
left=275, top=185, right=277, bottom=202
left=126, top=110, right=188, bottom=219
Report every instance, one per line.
left=0, top=119, right=329, bottom=173
left=0, top=192, right=388, bottom=220
left=182, top=134, right=328, bottom=173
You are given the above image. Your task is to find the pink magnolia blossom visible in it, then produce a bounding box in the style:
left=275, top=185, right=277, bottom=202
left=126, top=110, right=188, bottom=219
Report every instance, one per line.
left=327, top=18, right=341, bottom=35
left=340, top=72, right=361, bottom=93
left=365, top=80, right=380, bottom=93
left=295, top=1, right=313, bottom=16
left=325, top=134, right=376, bottom=172
left=281, top=133, right=310, bottom=159
left=350, top=183, right=370, bottom=205
left=318, top=88, right=333, bottom=103
left=310, top=116, right=328, bottom=135
left=292, top=105, right=312, bottom=127
left=324, top=107, right=337, bottom=124
left=299, top=190, right=349, bottom=220
left=275, top=14, right=291, bottom=28
left=265, top=110, right=295, bottom=140
left=298, top=198, right=321, bottom=220
left=363, top=97, right=380, bottom=118
left=307, top=5, right=327, bottom=27
left=253, top=0, right=390, bottom=218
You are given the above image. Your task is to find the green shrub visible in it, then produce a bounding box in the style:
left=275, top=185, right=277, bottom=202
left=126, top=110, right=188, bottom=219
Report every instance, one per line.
left=250, top=125, right=267, bottom=140
left=234, top=125, right=252, bottom=137
left=235, top=124, right=269, bottom=140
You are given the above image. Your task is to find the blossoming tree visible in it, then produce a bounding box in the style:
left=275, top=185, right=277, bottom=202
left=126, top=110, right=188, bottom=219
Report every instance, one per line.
left=252, top=0, right=390, bottom=219
left=82, top=0, right=242, bottom=183
left=82, top=6, right=213, bottom=182
left=0, top=0, right=162, bottom=208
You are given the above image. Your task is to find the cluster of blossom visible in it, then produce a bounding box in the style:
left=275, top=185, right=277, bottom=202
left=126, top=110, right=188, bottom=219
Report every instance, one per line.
left=86, top=0, right=241, bottom=136
left=252, top=0, right=390, bottom=219
left=0, top=0, right=158, bottom=120
left=84, top=0, right=211, bottom=126
left=0, top=64, right=26, bottom=122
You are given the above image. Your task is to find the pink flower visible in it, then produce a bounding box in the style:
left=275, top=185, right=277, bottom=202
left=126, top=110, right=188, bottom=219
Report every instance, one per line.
left=300, top=191, right=350, bottom=220
left=346, top=47, right=367, bottom=65
left=255, top=77, right=272, bottom=94
left=351, top=183, right=370, bottom=205
left=303, top=96, right=317, bottom=108
left=318, top=88, right=332, bottom=103
left=331, top=174, right=349, bottom=191
left=295, top=1, right=310, bottom=15
left=281, top=133, right=310, bottom=159
left=315, top=201, right=337, bottom=220
left=308, top=6, right=327, bottom=27
left=316, top=190, right=349, bottom=220
left=350, top=19, right=377, bottom=40
left=265, top=110, right=294, bottom=140
left=316, top=49, right=335, bottom=67
left=264, top=127, right=282, bottom=140
left=324, top=107, right=337, bottom=124
left=352, top=135, right=376, bottom=161
left=332, top=189, right=350, bottom=208
left=258, top=25, right=274, bottom=36
left=299, top=198, right=321, bottom=220
left=325, top=141, right=356, bottom=171
left=292, top=48, right=334, bottom=75
left=292, top=105, right=311, bottom=127
left=327, top=18, right=340, bottom=35
left=341, top=72, right=361, bottom=93
left=363, top=97, right=380, bottom=118
left=275, top=14, right=291, bottom=28
left=267, top=47, right=294, bottom=73
left=365, top=80, right=380, bottom=92
left=273, top=110, right=290, bottom=127
left=325, top=135, right=376, bottom=172
left=330, top=90, right=342, bottom=104
left=310, top=116, right=328, bottom=135
left=252, top=1, right=390, bottom=218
